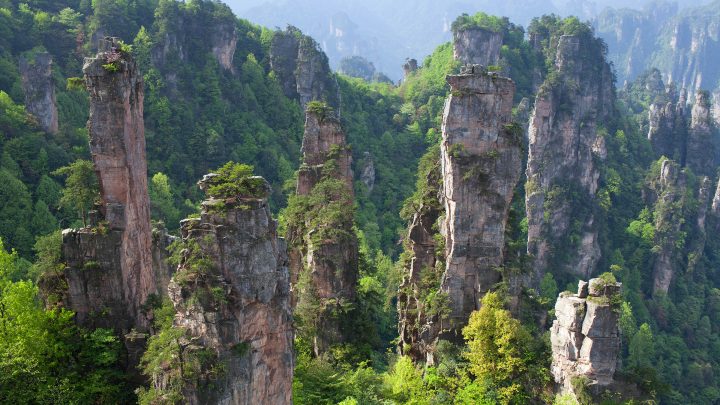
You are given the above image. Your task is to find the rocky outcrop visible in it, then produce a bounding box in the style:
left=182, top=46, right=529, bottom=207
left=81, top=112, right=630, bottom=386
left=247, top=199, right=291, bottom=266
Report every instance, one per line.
left=526, top=34, right=615, bottom=281
left=402, top=58, right=418, bottom=80
left=18, top=51, right=58, bottom=134
left=650, top=159, right=687, bottom=295
left=152, top=4, right=237, bottom=73
left=157, top=174, right=293, bottom=404
left=647, top=84, right=687, bottom=162
left=60, top=38, right=156, bottom=335
left=551, top=277, right=622, bottom=397
left=453, top=28, right=503, bottom=66
left=270, top=27, right=340, bottom=112
left=439, top=65, right=521, bottom=337
left=287, top=105, right=357, bottom=356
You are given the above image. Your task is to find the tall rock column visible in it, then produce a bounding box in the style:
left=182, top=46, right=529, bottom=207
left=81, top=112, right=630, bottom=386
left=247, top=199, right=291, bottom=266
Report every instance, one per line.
left=153, top=172, right=293, bottom=405
left=18, top=51, right=58, bottom=134
left=526, top=34, right=615, bottom=281
left=651, top=159, right=687, bottom=295
left=287, top=104, right=357, bottom=356
left=60, top=38, right=155, bottom=333
left=439, top=65, right=521, bottom=337
left=687, top=90, right=718, bottom=177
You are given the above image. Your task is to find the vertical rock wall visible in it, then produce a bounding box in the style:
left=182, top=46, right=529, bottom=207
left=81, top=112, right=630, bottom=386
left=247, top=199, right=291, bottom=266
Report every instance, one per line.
left=453, top=28, right=503, bottom=67
left=18, top=52, right=58, bottom=134
left=59, top=38, right=156, bottom=337
left=687, top=91, right=718, bottom=177
left=288, top=107, right=357, bottom=356
left=526, top=34, right=615, bottom=281
left=269, top=27, right=340, bottom=112
left=439, top=65, right=521, bottom=337
left=69, top=37, right=156, bottom=330
left=551, top=278, right=622, bottom=396
left=651, top=160, right=687, bottom=295
left=161, top=175, right=293, bottom=405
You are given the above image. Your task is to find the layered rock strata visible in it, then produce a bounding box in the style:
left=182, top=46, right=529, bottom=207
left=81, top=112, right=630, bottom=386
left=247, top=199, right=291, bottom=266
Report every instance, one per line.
left=287, top=106, right=357, bottom=356
left=551, top=278, right=622, bottom=396
left=269, top=27, right=340, bottom=112
left=439, top=65, right=521, bottom=337
left=60, top=38, right=156, bottom=334
left=18, top=51, right=58, bottom=134
left=159, top=174, right=293, bottom=404
left=453, top=27, right=503, bottom=66
left=647, top=85, right=687, bottom=162
left=526, top=34, right=615, bottom=281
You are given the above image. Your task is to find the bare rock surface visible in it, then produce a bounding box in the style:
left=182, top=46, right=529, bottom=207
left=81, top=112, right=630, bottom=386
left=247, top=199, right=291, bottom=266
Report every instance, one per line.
left=551, top=278, right=622, bottom=396
left=19, top=51, right=58, bottom=134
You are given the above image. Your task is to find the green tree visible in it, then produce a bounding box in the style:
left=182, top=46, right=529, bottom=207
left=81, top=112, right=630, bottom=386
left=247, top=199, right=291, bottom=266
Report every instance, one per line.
left=463, top=292, right=550, bottom=403
left=0, top=169, right=33, bottom=256
left=148, top=172, right=180, bottom=228
left=628, top=323, right=654, bottom=370
left=53, top=159, right=98, bottom=226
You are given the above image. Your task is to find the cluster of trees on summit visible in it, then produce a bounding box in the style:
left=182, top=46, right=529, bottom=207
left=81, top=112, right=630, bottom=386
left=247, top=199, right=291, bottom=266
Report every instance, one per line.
left=0, top=0, right=719, bottom=404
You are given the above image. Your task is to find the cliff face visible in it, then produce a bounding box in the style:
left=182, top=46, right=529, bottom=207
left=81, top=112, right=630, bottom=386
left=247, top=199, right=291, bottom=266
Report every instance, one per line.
left=60, top=38, right=156, bottom=335
left=650, top=160, right=687, bottom=295
left=551, top=278, right=622, bottom=397
left=645, top=73, right=719, bottom=175
left=152, top=9, right=237, bottom=73
left=397, top=148, right=443, bottom=363
left=526, top=34, right=615, bottom=281
left=269, top=27, right=340, bottom=112
left=687, top=91, right=718, bottom=177
left=287, top=106, right=357, bottom=356
left=647, top=85, right=688, bottom=162
left=18, top=52, right=58, bottom=134
left=596, top=2, right=720, bottom=96
left=440, top=65, right=521, bottom=336
left=453, top=28, right=503, bottom=66
left=159, top=175, right=293, bottom=404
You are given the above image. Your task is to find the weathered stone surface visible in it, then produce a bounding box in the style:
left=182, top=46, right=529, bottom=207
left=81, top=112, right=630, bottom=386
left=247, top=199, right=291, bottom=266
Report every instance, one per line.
left=269, top=27, right=340, bottom=112
left=453, top=28, right=503, bottom=66
left=54, top=37, right=157, bottom=341
left=578, top=280, right=589, bottom=298
left=647, top=86, right=687, bottom=162
left=551, top=278, right=622, bottom=395
left=439, top=65, right=521, bottom=335
left=651, top=159, right=687, bottom=295
left=526, top=34, right=615, bottom=281
left=211, top=20, right=238, bottom=71
left=687, top=91, right=718, bottom=177
left=18, top=52, right=58, bottom=134
left=288, top=106, right=357, bottom=356
left=71, top=37, right=156, bottom=331
left=163, top=182, right=293, bottom=405
left=396, top=144, right=443, bottom=363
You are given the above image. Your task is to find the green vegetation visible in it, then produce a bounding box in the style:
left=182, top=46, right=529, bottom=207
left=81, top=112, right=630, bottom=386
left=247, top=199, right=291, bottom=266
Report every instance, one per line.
left=203, top=161, right=267, bottom=200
